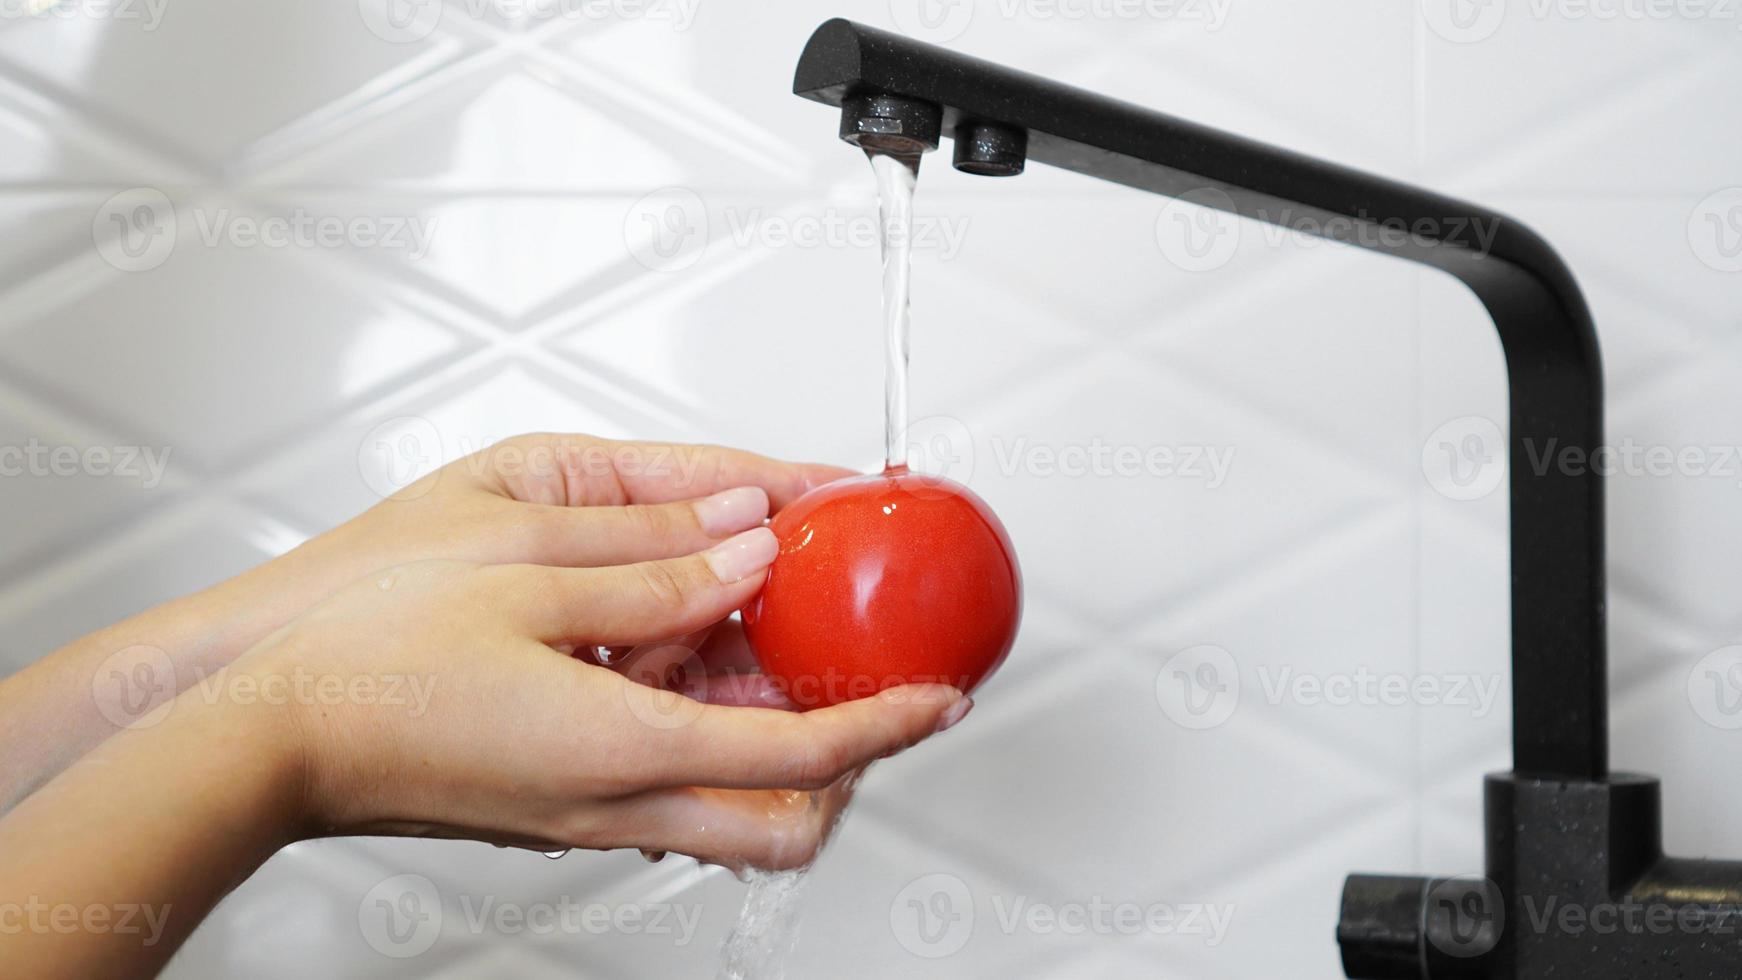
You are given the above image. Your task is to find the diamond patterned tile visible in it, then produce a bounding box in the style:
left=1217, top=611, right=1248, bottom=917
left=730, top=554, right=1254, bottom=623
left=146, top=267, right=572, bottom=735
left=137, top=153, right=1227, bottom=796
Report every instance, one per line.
left=0, top=191, right=122, bottom=296
left=0, top=79, right=183, bottom=185
left=0, top=220, right=472, bottom=470
left=1127, top=502, right=1421, bottom=784
left=234, top=361, right=677, bottom=532
left=3, top=3, right=1738, bottom=977
left=555, top=188, right=1090, bottom=469
left=267, top=192, right=660, bottom=325
left=0, top=499, right=274, bottom=672
left=1133, top=242, right=1420, bottom=479
left=0, top=0, right=467, bottom=171
left=253, top=62, right=777, bottom=191
left=961, top=346, right=1394, bottom=623
left=0, top=384, right=188, bottom=585
left=1420, top=9, right=1735, bottom=194
left=862, top=650, right=1400, bottom=913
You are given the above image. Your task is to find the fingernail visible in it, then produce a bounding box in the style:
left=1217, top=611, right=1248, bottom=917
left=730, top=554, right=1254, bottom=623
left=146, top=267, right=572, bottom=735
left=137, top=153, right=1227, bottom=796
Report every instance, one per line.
left=935, top=695, right=974, bottom=733
left=692, top=486, right=769, bottom=536
left=704, top=527, right=778, bottom=584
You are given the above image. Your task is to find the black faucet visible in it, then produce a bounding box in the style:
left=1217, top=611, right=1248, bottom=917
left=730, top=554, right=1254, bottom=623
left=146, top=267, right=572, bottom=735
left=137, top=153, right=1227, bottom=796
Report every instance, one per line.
left=794, top=18, right=1742, bottom=979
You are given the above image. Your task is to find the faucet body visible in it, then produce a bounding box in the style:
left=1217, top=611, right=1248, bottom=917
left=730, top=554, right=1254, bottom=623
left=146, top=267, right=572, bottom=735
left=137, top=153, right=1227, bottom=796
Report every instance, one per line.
left=795, top=19, right=1742, bottom=978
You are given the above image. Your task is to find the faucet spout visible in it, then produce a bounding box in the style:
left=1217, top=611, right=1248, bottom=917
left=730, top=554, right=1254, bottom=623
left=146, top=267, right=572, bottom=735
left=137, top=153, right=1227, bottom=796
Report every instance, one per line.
left=797, top=17, right=1607, bottom=782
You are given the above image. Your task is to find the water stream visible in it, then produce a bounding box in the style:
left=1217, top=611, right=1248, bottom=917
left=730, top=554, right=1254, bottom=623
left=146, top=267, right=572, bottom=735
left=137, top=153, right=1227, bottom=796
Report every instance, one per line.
left=713, top=147, right=925, bottom=979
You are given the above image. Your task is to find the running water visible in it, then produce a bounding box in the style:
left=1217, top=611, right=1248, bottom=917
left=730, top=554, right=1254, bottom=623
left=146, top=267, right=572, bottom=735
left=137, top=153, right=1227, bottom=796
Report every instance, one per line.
left=715, top=148, right=923, bottom=980
left=715, top=776, right=864, bottom=980
left=716, top=869, right=813, bottom=980
left=868, top=149, right=922, bottom=472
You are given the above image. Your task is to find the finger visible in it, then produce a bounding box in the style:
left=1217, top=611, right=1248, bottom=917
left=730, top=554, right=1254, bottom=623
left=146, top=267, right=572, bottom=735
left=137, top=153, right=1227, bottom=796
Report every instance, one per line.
left=613, top=777, right=862, bottom=872
left=520, top=485, right=770, bottom=567
left=606, top=442, right=852, bottom=513
left=497, top=528, right=778, bottom=645
left=480, top=434, right=853, bottom=512
left=626, top=683, right=972, bottom=791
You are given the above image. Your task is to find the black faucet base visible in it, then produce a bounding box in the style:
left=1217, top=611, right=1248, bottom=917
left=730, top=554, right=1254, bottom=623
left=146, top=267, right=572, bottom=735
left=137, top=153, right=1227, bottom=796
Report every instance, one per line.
left=1341, top=773, right=1742, bottom=978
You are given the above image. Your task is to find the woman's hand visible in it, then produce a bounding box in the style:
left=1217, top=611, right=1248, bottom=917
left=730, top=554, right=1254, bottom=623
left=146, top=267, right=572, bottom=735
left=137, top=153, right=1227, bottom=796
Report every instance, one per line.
left=0, top=526, right=971, bottom=979
left=262, top=542, right=968, bottom=868
left=0, top=434, right=851, bottom=810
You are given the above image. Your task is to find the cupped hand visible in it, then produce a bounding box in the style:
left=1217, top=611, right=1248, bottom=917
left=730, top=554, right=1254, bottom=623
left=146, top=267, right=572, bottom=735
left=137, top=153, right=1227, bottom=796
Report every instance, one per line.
left=235, top=532, right=971, bottom=872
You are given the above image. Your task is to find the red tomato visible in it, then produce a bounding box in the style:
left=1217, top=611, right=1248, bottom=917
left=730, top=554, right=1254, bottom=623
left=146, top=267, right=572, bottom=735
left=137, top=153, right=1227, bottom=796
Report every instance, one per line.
left=742, top=468, right=1022, bottom=709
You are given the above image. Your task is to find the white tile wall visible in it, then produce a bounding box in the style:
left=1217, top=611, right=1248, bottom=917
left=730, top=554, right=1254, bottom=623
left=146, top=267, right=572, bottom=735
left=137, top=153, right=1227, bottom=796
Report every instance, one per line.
left=1, top=1, right=1739, bottom=977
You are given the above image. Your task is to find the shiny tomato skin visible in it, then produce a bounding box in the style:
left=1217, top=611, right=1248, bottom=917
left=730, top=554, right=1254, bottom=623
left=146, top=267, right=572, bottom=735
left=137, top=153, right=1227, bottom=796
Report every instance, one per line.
left=742, top=469, right=1022, bottom=709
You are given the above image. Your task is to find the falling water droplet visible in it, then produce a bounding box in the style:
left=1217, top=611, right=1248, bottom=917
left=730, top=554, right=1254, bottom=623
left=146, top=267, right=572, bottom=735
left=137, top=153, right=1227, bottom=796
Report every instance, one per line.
left=544, top=849, right=570, bottom=860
